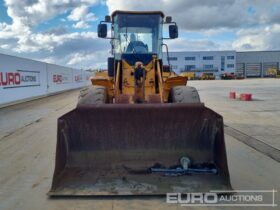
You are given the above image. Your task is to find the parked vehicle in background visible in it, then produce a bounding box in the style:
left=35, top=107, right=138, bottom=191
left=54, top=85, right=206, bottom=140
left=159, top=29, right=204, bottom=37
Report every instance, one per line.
left=180, top=72, right=196, bottom=80
left=267, top=68, right=280, bottom=78
left=220, top=72, right=236, bottom=80
left=200, top=72, right=215, bottom=80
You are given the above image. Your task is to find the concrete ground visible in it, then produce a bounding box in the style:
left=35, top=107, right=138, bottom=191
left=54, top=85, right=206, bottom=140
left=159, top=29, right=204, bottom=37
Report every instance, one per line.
left=189, top=78, right=280, bottom=151
left=0, top=79, right=279, bottom=210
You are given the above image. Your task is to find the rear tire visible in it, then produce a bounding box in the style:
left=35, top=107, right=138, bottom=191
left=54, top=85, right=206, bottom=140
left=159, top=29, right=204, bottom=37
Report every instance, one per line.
left=170, top=86, right=200, bottom=103
left=77, top=86, right=107, bottom=106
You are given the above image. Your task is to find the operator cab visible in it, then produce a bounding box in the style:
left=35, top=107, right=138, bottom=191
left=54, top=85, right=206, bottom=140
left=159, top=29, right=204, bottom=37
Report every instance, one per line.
left=98, top=11, right=178, bottom=66
left=112, top=11, right=163, bottom=64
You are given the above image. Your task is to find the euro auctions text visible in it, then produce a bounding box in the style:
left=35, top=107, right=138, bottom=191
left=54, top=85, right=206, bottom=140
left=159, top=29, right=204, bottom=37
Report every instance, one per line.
left=0, top=70, right=40, bottom=88
left=166, top=190, right=277, bottom=207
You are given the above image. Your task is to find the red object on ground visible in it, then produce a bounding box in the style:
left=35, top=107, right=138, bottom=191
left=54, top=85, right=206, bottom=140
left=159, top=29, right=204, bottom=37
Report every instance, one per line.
left=229, top=92, right=236, bottom=99
left=240, top=93, right=252, bottom=101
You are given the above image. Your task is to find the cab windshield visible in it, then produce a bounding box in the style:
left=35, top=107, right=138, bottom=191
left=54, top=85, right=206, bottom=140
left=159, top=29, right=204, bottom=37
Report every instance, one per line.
left=113, top=13, right=163, bottom=60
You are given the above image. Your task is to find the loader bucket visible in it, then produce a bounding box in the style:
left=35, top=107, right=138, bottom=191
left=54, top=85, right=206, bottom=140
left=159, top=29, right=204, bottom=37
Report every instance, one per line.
left=49, top=103, right=232, bottom=196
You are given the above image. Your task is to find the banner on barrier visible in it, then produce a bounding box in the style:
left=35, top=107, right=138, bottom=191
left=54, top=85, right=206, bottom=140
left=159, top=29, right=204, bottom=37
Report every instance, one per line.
left=0, top=70, right=40, bottom=89
left=52, top=73, right=71, bottom=84
left=0, top=53, right=89, bottom=106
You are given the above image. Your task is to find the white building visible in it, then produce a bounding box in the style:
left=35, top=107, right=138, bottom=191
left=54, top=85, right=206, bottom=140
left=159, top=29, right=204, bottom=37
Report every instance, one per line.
left=163, top=51, right=236, bottom=78
left=163, top=50, right=280, bottom=78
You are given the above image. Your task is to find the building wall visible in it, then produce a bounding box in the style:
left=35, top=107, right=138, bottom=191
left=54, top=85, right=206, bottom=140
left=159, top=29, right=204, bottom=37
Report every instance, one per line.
left=163, top=51, right=236, bottom=78
left=236, top=51, right=280, bottom=77
left=163, top=50, right=280, bottom=78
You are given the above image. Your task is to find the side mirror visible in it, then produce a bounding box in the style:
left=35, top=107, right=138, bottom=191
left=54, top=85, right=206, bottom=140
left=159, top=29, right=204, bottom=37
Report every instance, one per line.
left=169, top=25, right=178, bottom=39
left=98, top=24, right=107, bottom=38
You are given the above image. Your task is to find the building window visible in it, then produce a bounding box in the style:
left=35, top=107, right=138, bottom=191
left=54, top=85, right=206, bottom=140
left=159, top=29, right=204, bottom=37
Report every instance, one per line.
left=227, top=64, right=235, bottom=68
left=221, top=56, right=225, bottom=71
left=203, top=56, right=214, bottom=60
left=171, top=65, right=178, bottom=69
left=185, top=56, right=196, bottom=61
left=227, top=56, right=235, bottom=60
left=169, top=57, right=178, bottom=61
left=185, top=65, right=196, bottom=71
left=203, top=64, right=214, bottom=69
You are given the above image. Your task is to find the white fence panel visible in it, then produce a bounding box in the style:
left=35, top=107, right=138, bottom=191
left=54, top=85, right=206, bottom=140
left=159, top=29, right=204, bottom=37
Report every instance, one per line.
left=0, top=54, right=48, bottom=105
left=72, top=69, right=85, bottom=88
left=47, top=64, right=73, bottom=93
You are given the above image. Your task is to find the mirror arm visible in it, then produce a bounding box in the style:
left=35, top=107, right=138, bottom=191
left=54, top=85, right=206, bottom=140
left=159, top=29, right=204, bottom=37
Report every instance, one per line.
left=100, top=20, right=112, bottom=24
left=163, top=22, right=177, bottom=25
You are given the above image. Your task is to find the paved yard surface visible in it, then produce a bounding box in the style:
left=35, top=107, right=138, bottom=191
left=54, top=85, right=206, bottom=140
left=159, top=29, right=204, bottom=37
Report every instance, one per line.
left=189, top=78, right=280, bottom=151
left=0, top=79, right=279, bottom=210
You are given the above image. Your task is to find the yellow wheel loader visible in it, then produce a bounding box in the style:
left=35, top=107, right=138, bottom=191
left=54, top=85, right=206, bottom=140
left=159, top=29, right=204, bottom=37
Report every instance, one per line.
left=180, top=72, right=196, bottom=80
left=49, top=11, right=232, bottom=196
left=267, top=67, right=280, bottom=78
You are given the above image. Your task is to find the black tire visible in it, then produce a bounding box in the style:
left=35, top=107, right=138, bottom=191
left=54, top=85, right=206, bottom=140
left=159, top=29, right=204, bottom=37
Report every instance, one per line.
left=77, top=86, right=107, bottom=106
left=170, top=86, right=200, bottom=103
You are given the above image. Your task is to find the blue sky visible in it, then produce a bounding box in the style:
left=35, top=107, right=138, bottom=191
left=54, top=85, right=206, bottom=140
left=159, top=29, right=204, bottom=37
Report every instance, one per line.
left=0, top=0, right=279, bottom=69
left=34, top=4, right=108, bottom=33
left=0, top=0, right=11, bottom=23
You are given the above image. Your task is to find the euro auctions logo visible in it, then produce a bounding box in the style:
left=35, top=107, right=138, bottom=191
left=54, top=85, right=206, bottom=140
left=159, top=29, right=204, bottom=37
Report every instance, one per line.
left=0, top=70, right=40, bottom=89
left=166, top=190, right=277, bottom=207
left=53, top=74, right=70, bottom=84
left=74, top=74, right=83, bottom=82
left=167, top=192, right=218, bottom=205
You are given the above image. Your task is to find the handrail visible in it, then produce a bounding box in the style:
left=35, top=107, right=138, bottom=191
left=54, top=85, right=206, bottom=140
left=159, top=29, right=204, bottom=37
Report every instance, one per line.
left=115, top=61, right=121, bottom=96
left=157, top=60, right=164, bottom=101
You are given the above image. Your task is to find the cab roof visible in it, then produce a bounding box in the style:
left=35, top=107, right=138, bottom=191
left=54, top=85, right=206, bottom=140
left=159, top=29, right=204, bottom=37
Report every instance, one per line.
left=111, top=10, right=165, bottom=18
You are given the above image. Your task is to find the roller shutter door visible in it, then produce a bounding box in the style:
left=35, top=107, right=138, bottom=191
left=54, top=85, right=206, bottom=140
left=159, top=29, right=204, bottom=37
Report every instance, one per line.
left=246, top=63, right=261, bottom=77
left=236, top=63, right=245, bottom=76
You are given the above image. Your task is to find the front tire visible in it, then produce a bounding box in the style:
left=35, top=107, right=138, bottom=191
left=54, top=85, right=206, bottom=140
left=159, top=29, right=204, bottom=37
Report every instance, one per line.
left=169, top=86, right=200, bottom=103
left=77, top=86, right=107, bottom=106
